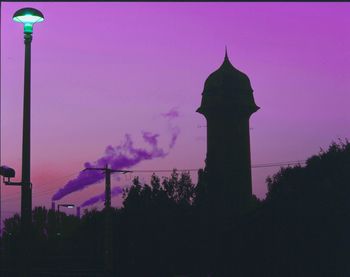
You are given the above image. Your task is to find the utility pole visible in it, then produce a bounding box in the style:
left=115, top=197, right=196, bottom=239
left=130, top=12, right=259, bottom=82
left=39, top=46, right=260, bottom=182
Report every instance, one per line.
left=84, top=165, right=131, bottom=276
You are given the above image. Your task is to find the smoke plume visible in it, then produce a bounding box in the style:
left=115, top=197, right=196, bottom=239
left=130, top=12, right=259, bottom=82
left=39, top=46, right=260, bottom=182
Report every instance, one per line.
left=52, top=109, right=180, bottom=201
left=162, top=108, right=179, bottom=119
left=52, top=132, right=166, bottom=201
left=80, top=186, right=123, bottom=208
left=162, top=107, right=180, bottom=148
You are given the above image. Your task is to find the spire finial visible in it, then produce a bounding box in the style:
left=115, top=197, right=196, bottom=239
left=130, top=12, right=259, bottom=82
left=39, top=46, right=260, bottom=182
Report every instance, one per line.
left=224, top=46, right=229, bottom=61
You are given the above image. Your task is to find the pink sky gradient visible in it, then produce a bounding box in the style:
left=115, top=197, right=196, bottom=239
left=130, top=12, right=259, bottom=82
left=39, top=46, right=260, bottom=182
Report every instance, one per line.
left=1, top=2, right=350, bottom=218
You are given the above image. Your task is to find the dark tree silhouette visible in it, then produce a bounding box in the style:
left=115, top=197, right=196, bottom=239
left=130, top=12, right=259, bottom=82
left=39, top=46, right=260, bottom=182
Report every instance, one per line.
left=1, top=143, right=350, bottom=276
left=219, top=140, right=350, bottom=277
left=119, top=170, right=197, bottom=276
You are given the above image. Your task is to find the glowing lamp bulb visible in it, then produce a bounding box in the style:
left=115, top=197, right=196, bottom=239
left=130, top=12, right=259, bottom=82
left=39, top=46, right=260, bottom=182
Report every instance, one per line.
left=13, top=7, right=44, bottom=33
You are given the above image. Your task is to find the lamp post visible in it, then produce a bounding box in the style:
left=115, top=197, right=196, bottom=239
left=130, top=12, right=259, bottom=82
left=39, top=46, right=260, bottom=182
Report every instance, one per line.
left=57, top=204, right=75, bottom=236
left=13, top=9, right=44, bottom=275
left=56, top=204, right=74, bottom=259
left=13, top=7, right=44, bottom=233
left=57, top=203, right=75, bottom=213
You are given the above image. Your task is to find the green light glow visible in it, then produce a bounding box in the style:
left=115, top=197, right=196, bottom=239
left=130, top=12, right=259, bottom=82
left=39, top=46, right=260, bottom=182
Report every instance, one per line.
left=13, top=14, right=44, bottom=24
left=13, top=8, right=44, bottom=33
left=24, top=23, right=33, bottom=33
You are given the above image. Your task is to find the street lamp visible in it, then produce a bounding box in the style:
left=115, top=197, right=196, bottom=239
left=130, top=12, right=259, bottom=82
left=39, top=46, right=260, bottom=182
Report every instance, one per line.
left=57, top=204, right=75, bottom=213
left=12, top=8, right=44, bottom=276
left=13, top=8, right=44, bottom=33
left=12, top=7, right=44, bottom=233
left=57, top=204, right=75, bottom=236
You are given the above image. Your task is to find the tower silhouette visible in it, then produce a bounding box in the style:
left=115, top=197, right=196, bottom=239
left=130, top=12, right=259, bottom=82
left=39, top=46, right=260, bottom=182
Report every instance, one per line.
left=197, top=49, right=259, bottom=221
left=196, top=49, right=259, bottom=275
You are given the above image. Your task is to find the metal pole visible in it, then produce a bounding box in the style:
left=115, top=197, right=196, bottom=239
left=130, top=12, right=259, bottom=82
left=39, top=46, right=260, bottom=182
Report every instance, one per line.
left=57, top=205, right=61, bottom=236
left=21, top=32, right=32, bottom=232
left=105, top=165, right=111, bottom=209
left=0, top=1, right=2, bottom=239
left=84, top=166, right=131, bottom=276
left=104, top=165, right=113, bottom=276
left=20, top=30, right=32, bottom=277
left=0, top=8, right=2, bottom=268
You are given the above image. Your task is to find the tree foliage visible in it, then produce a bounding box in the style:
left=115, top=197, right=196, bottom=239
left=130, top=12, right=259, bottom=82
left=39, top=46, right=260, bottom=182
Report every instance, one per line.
left=265, top=139, right=350, bottom=214
left=220, top=140, right=350, bottom=276
left=2, top=141, right=350, bottom=276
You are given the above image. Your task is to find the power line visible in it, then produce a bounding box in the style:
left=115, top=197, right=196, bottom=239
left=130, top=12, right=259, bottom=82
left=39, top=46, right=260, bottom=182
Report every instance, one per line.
left=0, top=171, right=79, bottom=201
left=0, top=160, right=306, bottom=203
left=131, top=160, right=306, bottom=173
left=1, top=171, right=80, bottom=202
left=2, top=210, right=18, bottom=214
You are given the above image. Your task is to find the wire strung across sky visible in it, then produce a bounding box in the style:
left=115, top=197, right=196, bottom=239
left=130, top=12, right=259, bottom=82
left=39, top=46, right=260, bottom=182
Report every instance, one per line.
left=132, top=160, right=306, bottom=173
left=0, top=160, right=306, bottom=203
left=0, top=171, right=80, bottom=203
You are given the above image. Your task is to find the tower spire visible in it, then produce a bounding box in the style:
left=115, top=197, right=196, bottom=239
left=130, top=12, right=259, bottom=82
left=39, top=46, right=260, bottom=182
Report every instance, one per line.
left=224, top=46, right=229, bottom=61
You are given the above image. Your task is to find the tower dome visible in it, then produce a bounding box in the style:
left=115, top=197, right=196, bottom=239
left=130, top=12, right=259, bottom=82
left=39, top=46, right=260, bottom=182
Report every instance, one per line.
left=197, top=50, right=259, bottom=116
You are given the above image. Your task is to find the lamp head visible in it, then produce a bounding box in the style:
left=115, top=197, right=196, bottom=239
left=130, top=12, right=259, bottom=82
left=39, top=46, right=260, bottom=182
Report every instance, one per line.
left=58, top=204, right=75, bottom=209
left=13, top=7, right=44, bottom=34
left=0, top=166, right=15, bottom=178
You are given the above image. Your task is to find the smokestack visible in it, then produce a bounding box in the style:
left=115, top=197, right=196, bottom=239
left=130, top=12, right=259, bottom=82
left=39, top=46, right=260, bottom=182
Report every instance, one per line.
left=51, top=201, right=56, bottom=211
left=80, top=186, right=123, bottom=208
left=76, top=207, right=81, bottom=218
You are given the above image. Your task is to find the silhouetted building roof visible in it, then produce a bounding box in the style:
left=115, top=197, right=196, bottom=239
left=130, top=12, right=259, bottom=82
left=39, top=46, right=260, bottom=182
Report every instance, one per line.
left=197, top=50, right=259, bottom=116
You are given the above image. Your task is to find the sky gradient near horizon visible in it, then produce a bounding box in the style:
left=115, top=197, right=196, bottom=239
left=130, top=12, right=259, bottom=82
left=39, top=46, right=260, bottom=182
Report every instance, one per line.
left=1, top=2, right=350, bottom=218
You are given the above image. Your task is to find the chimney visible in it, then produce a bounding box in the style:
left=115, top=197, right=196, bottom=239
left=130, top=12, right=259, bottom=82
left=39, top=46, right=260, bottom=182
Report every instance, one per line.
left=76, top=207, right=81, bottom=218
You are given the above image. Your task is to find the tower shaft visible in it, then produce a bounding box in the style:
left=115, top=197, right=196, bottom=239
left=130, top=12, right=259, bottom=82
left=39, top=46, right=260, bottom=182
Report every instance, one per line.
left=205, top=113, right=253, bottom=215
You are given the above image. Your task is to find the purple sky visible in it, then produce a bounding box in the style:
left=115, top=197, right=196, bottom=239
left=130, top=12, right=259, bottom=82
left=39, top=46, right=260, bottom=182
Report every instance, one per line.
left=1, top=2, right=350, bottom=218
